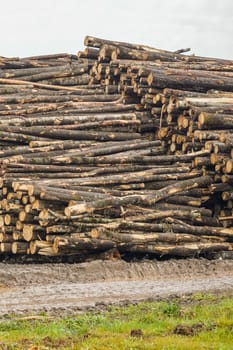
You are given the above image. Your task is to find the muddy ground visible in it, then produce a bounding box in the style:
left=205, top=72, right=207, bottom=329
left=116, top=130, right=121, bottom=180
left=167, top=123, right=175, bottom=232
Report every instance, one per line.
left=0, top=258, right=232, bottom=315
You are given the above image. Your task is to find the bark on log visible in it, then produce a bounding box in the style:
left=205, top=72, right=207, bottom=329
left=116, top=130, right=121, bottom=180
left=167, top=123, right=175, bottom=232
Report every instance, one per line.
left=120, top=242, right=232, bottom=257
left=65, top=176, right=212, bottom=216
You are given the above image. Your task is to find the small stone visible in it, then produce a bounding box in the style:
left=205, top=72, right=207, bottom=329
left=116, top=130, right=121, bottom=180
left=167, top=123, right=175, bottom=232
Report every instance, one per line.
left=130, top=329, right=144, bottom=337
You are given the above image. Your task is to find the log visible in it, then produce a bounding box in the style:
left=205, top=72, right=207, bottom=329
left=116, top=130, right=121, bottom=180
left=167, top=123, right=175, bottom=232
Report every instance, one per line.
left=0, top=243, right=12, bottom=253
left=0, top=125, right=141, bottom=142
left=84, top=35, right=162, bottom=51
left=94, top=230, right=204, bottom=244
left=12, top=242, right=29, bottom=254
left=53, top=236, right=115, bottom=254
left=64, top=176, right=212, bottom=216
left=199, top=112, right=233, bottom=129
left=0, top=233, right=14, bottom=243
left=120, top=242, right=232, bottom=257
left=30, top=240, right=54, bottom=255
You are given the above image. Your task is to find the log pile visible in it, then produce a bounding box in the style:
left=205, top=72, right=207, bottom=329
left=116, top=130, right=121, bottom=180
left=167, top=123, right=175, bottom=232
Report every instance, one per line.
left=0, top=36, right=233, bottom=260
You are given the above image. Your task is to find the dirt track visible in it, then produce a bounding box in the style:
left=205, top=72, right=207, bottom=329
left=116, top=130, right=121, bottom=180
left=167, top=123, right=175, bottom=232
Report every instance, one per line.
left=0, top=258, right=233, bottom=315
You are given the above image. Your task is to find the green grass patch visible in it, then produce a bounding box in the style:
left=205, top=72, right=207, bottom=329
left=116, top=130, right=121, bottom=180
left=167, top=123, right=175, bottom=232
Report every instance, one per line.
left=0, top=293, right=232, bottom=349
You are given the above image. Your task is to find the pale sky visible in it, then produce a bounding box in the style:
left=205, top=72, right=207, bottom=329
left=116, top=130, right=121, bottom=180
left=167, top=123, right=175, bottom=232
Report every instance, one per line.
left=0, top=0, right=232, bottom=59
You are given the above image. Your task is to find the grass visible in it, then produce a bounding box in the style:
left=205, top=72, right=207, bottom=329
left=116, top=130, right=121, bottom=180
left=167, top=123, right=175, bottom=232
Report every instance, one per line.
left=0, top=293, right=232, bottom=349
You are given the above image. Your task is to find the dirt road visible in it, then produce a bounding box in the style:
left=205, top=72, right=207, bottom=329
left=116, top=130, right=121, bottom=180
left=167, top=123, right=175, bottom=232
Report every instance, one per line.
left=0, top=258, right=232, bottom=315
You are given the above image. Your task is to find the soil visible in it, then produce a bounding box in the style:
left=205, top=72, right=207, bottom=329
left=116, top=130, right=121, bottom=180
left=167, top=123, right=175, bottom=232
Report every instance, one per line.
left=0, top=258, right=232, bottom=315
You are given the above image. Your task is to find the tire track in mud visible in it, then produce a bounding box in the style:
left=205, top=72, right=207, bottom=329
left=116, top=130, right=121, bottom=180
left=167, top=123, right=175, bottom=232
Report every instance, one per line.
left=0, top=258, right=232, bottom=314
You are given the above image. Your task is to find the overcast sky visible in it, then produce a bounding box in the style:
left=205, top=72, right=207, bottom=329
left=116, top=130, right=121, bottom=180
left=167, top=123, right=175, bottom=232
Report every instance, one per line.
left=0, top=0, right=232, bottom=59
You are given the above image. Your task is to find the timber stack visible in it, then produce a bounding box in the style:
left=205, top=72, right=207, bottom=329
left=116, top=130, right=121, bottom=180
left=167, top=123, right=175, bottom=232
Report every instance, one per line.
left=0, top=36, right=232, bottom=260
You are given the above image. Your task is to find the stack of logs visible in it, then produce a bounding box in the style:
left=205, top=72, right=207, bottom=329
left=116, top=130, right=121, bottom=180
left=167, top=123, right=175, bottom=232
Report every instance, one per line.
left=0, top=36, right=233, bottom=259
